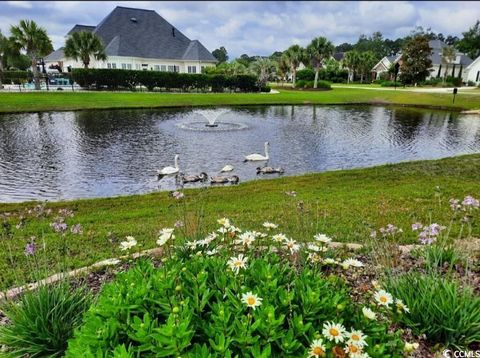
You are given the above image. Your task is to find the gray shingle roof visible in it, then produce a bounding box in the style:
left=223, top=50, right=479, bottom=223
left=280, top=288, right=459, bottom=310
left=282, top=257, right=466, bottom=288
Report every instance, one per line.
left=44, top=47, right=65, bottom=61
left=90, top=6, right=216, bottom=62
left=67, top=25, right=96, bottom=36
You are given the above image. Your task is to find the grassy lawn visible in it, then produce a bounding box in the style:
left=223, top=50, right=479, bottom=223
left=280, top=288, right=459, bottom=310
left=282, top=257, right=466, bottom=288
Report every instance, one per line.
left=1, top=154, right=479, bottom=291
left=1, top=87, right=480, bottom=114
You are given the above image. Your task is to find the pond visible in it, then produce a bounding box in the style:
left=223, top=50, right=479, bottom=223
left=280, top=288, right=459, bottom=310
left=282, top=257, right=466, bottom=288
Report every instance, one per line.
left=0, top=105, right=479, bottom=203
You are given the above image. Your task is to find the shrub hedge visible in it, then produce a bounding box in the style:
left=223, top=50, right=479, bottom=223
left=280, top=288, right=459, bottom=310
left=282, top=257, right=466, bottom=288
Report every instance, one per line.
left=71, top=69, right=261, bottom=92
left=295, top=80, right=332, bottom=90
left=0, top=70, right=32, bottom=84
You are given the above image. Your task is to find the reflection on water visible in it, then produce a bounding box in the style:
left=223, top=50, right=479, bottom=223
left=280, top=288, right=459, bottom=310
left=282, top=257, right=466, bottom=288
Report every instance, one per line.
left=0, top=105, right=479, bottom=202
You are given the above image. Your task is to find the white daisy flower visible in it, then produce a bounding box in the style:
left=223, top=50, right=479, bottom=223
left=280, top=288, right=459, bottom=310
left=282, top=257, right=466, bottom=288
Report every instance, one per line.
left=241, top=292, right=262, bottom=310
left=217, top=217, right=231, bottom=228
left=206, top=249, right=218, bottom=256
left=322, top=321, right=346, bottom=343
left=347, top=330, right=368, bottom=347
left=227, top=254, right=248, bottom=274
left=159, top=228, right=174, bottom=236
left=307, top=243, right=328, bottom=252
left=345, top=343, right=364, bottom=357
left=272, top=233, right=288, bottom=242
left=283, top=238, right=300, bottom=254
left=314, top=233, right=332, bottom=244
left=395, top=299, right=410, bottom=313
left=185, top=240, right=198, bottom=249
left=156, top=235, right=169, bottom=246
left=341, top=258, right=364, bottom=269
left=217, top=227, right=228, bottom=234
left=374, top=290, right=393, bottom=307
left=119, top=236, right=137, bottom=251
left=263, top=222, right=278, bottom=230
left=235, top=232, right=256, bottom=247
left=362, top=307, right=376, bottom=320
left=323, top=258, right=338, bottom=265
left=308, top=338, right=326, bottom=357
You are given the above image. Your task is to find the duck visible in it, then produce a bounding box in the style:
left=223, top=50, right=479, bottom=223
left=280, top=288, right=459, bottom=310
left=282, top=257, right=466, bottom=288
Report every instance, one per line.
left=210, top=175, right=240, bottom=185
left=244, top=142, right=269, bottom=162
left=256, top=166, right=285, bottom=175
left=220, top=164, right=235, bottom=173
left=179, top=172, right=208, bottom=184
left=157, top=155, right=180, bottom=179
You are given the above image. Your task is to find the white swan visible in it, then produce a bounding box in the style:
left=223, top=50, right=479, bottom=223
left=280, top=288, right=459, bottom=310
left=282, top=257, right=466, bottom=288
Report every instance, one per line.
left=220, top=164, right=234, bottom=172
left=157, top=155, right=180, bottom=178
left=244, top=142, right=269, bottom=162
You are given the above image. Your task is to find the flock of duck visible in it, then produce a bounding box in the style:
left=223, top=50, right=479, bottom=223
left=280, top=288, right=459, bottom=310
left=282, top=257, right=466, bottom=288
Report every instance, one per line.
left=156, top=141, right=284, bottom=186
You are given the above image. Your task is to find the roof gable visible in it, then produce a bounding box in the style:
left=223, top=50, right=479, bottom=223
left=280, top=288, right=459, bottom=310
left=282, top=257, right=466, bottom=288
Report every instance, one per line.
left=67, top=25, right=96, bottom=36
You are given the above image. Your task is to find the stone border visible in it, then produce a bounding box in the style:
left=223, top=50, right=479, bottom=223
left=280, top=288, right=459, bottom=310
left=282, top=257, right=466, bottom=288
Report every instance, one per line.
left=0, top=242, right=422, bottom=302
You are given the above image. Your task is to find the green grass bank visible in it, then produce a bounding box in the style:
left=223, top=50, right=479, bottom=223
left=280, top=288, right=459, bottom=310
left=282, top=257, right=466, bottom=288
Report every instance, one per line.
left=1, top=154, right=479, bottom=290
left=0, top=87, right=480, bottom=114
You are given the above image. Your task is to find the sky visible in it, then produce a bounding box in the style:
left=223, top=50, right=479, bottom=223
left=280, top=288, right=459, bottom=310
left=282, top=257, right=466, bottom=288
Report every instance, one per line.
left=1, top=1, right=479, bottom=59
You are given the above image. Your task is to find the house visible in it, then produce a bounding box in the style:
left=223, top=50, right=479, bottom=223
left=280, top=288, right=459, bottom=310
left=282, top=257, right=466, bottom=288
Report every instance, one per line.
left=372, top=54, right=402, bottom=80
left=464, top=55, right=480, bottom=84
left=44, top=6, right=217, bottom=74
left=427, top=40, right=472, bottom=80
left=371, top=40, right=473, bottom=82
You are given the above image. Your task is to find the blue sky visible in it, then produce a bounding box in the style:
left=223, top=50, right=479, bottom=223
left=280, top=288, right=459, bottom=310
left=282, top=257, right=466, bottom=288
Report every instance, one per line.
left=1, top=1, right=479, bottom=58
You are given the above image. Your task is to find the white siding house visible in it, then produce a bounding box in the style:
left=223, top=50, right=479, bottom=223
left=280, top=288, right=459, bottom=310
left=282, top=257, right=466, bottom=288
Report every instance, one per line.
left=463, top=55, right=480, bottom=84
left=44, top=6, right=217, bottom=74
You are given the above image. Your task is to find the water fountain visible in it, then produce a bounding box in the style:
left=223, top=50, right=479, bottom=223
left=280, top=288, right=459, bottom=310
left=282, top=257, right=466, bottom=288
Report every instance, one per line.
left=177, top=108, right=248, bottom=132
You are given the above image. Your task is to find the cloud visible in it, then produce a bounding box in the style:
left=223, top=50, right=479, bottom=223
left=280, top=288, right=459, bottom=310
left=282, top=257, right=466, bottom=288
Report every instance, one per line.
left=0, top=1, right=478, bottom=58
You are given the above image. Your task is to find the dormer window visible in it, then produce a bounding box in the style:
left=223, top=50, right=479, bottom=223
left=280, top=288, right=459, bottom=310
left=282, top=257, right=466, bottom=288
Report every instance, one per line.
left=130, top=17, right=137, bottom=23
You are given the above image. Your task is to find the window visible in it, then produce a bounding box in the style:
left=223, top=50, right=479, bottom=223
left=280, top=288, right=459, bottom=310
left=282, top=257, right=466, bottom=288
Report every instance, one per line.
left=201, top=66, right=205, bottom=73
left=135, top=64, right=141, bottom=70
left=127, top=64, right=132, bottom=70
left=187, top=65, right=197, bottom=74
left=121, top=63, right=127, bottom=69
left=154, top=65, right=160, bottom=71
left=168, top=65, right=174, bottom=72
left=142, top=64, right=148, bottom=71
left=107, top=63, right=111, bottom=69
left=160, top=65, right=166, bottom=72
left=111, top=63, right=116, bottom=69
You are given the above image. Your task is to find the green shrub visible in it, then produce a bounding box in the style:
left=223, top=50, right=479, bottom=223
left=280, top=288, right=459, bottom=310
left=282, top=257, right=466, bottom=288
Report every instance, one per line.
left=295, top=80, right=331, bottom=90
left=0, top=70, right=32, bottom=85
left=386, top=272, right=480, bottom=348
left=71, top=69, right=258, bottom=92
left=421, top=78, right=443, bottom=87
left=296, top=68, right=315, bottom=81
left=445, top=76, right=462, bottom=87
left=421, top=245, right=463, bottom=271
left=380, top=81, right=402, bottom=87
left=467, top=80, right=476, bottom=86
left=0, top=282, right=92, bottom=357
left=66, top=254, right=404, bottom=357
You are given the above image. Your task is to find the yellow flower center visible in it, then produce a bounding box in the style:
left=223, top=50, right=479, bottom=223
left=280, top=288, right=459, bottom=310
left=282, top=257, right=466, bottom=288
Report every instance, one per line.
left=349, top=345, right=359, bottom=353
left=312, top=346, right=324, bottom=356
left=234, top=261, right=242, bottom=267
left=380, top=296, right=387, bottom=303
left=329, top=328, right=339, bottom=336
left=247, top=297, right=256, bottom=305
left=352, top=334, right=360, bottom=341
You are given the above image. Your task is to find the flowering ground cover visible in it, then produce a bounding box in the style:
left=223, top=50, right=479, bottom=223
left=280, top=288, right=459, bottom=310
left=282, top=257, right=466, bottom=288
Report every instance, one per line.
left=0, top=154, right=479, bottom=291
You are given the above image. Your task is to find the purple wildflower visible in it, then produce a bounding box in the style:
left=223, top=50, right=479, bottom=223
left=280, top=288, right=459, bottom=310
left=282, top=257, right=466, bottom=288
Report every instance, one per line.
left=462, top=195, right=479, bottom=208
left=70, top=223, right=83, bottom=234
left=171, top=191, right=184, bottom=200
left=58, top=208, right=74, bottom=218
left=51, top=220, right=68, bottom=233
left=417, top=223, right=446, bottom=245
left=411, top=222, right=423, bottom=231
left=174, top=220, right=184, bottom=228
left=379, top=224, right=402, bottom=236
left=449, top=198, right=461, bottom=211
left=24, top=242, right=36, bottom=256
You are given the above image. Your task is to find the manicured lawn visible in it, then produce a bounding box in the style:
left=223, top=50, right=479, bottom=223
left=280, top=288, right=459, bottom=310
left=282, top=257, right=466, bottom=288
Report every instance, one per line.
left=0, top=87, right=480, bottom=114
left=1, top=154, right=479, bottom=290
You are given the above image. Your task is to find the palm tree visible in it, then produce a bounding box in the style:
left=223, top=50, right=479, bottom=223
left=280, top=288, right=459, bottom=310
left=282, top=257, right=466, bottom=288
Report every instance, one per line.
left=64, top=31, right=107, bottom=69
left=283, top=45, right=306, bottom=88
left=342, top=51, right=361, bottom=83
left=276, top=55, right=290, bottom=86
left=306, top=37, right=334, bottom=88
left=0, top=31, right=8, bottom=87
left=249, top=58, right=276, bottom=87
left=441, top=46, right=456, bottom=83
left=10, top=20, right=53, bottom=90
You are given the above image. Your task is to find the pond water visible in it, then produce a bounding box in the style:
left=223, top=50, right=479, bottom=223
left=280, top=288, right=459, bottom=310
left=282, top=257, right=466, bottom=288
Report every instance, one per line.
left=0, top=105, right=479, bottom=203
